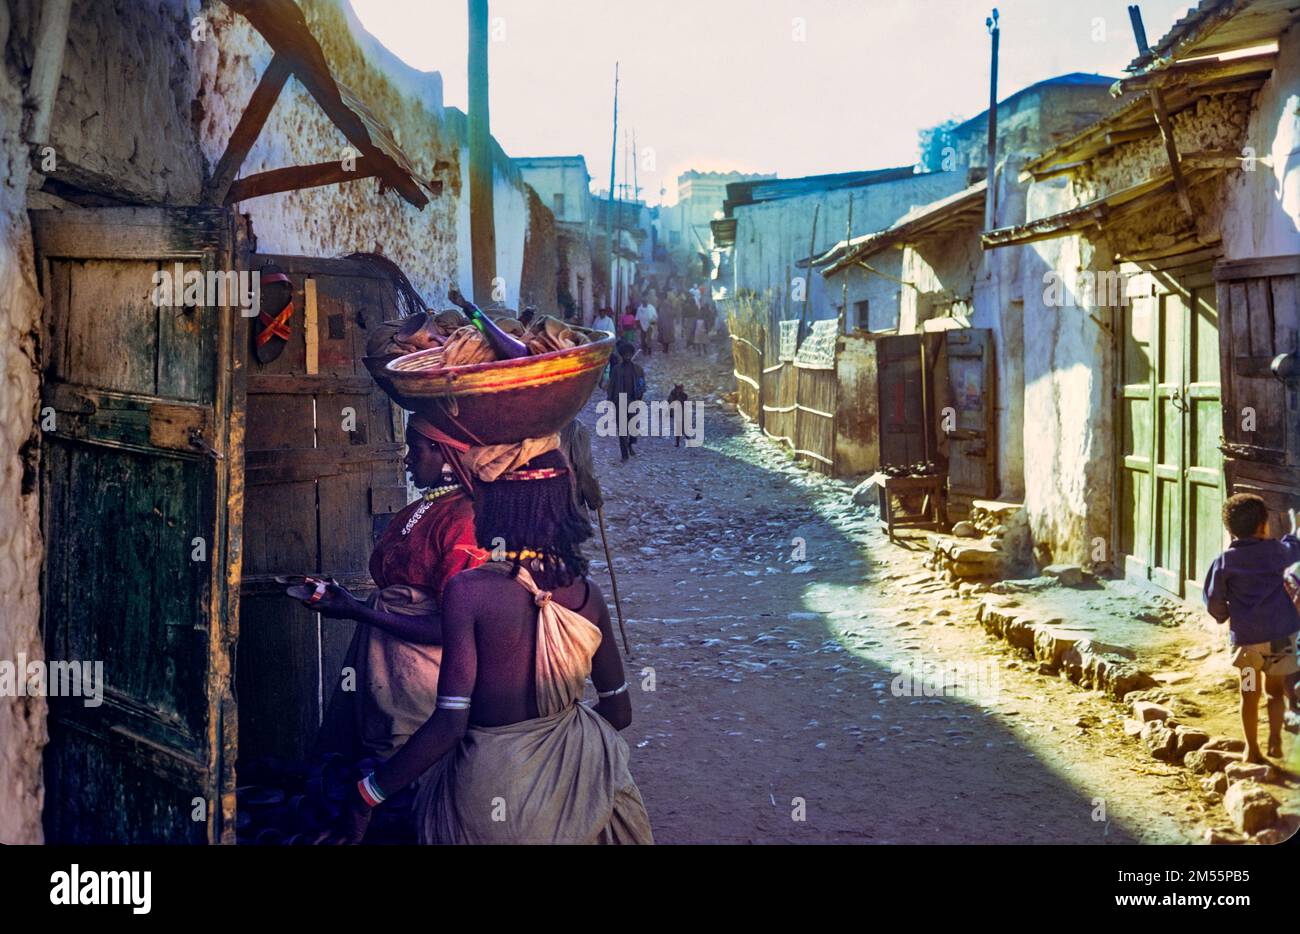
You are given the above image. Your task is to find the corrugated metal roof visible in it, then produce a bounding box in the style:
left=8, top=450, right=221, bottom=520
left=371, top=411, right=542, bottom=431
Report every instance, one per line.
left=816, top=180, right=987, bottom=275
left=722, top=166, right=917, bottom=215
left=1127, top=0, right=1299, bottom=71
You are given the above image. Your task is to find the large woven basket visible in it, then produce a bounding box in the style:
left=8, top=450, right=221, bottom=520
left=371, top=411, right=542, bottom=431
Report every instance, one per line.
left=374, top=328, right=615, bottom=445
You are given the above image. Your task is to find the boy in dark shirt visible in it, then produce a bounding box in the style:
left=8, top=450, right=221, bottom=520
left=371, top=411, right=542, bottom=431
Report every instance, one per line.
left=1203, top=495, right=1300, bottom=762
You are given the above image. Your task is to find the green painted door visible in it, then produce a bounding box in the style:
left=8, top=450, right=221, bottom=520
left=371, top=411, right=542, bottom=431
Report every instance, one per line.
left=1119, top=264, right=1223, bottom=599
left=34, top=208, right=246, bottom=843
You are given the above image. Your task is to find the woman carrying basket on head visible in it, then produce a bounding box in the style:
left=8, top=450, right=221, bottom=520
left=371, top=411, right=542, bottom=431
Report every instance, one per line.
left=320, top=446, right=653, bottom=845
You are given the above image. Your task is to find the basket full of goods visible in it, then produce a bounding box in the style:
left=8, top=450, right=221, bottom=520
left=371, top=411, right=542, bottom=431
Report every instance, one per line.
left=365, top=290, right=614, bottom=445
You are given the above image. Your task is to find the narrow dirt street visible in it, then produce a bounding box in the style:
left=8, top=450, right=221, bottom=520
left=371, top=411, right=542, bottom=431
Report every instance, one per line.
left=580, top=341, right=1211, bottom=844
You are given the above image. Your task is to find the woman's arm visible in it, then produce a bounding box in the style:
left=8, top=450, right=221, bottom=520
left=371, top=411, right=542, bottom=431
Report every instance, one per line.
left=317, top=577, right=477, bottom=844
left=587, top=581, right=632, bottom=730
left=372, top=576, right=478, bottom=792
left=349, top=604, right=442, bottom=644
left=300, top=584, right=443, bottom=644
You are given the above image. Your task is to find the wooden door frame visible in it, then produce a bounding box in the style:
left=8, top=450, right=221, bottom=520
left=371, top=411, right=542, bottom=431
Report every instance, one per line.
left=32, top=206, right=248, bottom=843
left=1113, top=255, right=1222, bottom=601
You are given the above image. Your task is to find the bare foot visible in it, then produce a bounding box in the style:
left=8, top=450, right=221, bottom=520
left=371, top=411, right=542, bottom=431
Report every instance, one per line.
left=1267, top=738, right=1282, bottom=758
left=1245, top=746, right=1265, bottom=764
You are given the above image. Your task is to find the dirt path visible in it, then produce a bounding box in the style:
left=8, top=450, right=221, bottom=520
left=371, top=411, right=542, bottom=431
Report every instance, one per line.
left=581, top=342, right=1207, bottom=844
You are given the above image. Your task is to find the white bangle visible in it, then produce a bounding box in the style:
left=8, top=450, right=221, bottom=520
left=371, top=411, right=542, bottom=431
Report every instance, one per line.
left=357, top=773, right=386, bottom=808
left=597, top=682, right=628, bottom=699
left=437, top=695, right=471, bottom=710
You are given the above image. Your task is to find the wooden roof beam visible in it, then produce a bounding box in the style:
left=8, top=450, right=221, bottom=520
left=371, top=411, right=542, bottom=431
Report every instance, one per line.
left=224, top=157, right=383, bottom=204
left=202, top=53, right=293, bottom=206
left=1149, top=87, right=1194, bottom=216
left=1116, top=50, right=1277, bottom=94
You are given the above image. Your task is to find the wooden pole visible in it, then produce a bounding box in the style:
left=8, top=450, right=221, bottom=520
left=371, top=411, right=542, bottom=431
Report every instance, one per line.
left=841, top=194, right=853, bottom=331
left=796, top=203, right=820, bottom=342
left=605, top=63, right=619, bottom=309
left=632, top=128, right=640, bottom=204
left=27, top=0, right=73, bottom=146
left=1127, top=4, right=1150, bottom=54
left=468, top=0, right=496, bottom=304
left=624, top=127, right=632, bottom=302
left=985, top=9, right=1000, bottom=228
left=596, top=506, right=631, bottom=656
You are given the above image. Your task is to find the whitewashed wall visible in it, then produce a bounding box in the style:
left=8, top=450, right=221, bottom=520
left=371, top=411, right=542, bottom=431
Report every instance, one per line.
left=1222, top=23, right=1300, bottom=259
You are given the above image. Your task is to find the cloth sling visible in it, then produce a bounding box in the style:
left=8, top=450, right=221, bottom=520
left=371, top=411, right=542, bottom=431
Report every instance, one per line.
left=413, top=565, right=653, bottom=844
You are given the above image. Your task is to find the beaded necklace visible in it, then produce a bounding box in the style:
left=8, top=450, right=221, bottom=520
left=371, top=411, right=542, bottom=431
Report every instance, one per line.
left=400, top=484, right=459, bottom=537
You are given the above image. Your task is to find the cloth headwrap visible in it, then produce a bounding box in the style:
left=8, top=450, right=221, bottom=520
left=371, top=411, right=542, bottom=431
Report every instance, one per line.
left=408, top=415, right=478, bottom=493
left=407, top=415, right=560, bottom=485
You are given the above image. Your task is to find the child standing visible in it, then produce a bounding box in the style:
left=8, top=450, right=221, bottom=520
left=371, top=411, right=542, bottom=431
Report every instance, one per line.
left=1203, top=495, right=1300, bottom=762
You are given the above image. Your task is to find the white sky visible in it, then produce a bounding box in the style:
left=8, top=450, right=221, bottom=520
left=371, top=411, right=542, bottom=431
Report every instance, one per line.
left=350, top=0, right=1196, bottom=204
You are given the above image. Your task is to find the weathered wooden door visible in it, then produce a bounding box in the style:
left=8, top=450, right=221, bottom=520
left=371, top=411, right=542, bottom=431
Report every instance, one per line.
left=943, top=328, right=996, bottom=498
left=876, top=334, right=929, bottom=467
left=1214, top=255, right=1300, bottom=536
left=1118, top=264, right=1222, bottom=599
left=34, top=207, right=246, bottom=843
left=237, top=254, right=407, bottom=766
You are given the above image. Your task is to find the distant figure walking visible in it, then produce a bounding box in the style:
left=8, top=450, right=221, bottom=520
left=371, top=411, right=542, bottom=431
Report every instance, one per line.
left=668, top=383, right=689, bottom=447
left=657, top=293, right=676, bottom=354
left=636, top=297, right=657, bottom=358
left=606, top=340, right=645, bottom=463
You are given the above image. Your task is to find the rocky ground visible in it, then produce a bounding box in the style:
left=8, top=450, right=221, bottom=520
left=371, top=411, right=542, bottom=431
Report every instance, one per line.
left=578, top=335, right=1299, bottom=844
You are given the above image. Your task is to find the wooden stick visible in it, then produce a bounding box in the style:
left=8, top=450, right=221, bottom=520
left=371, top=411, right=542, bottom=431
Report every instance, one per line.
left=596, top=505, right=631, bottom=656
left=1149, top=87, right=1194, bottom=216
left=304, top=278, right=319, bottom=375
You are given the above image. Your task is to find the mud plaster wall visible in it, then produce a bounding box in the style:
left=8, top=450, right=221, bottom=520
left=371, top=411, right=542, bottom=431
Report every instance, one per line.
left=900, top=225, right=981, bottom=332
left=973, top=156, right=1032, bottom=502
left=1221, top=23, right=1300, bottom=259
left=0, top=0, right=46, bottom=844
left=196, top=1, right=455, bottom=298
left=1018, top=178, right=1114, bottom=569
left=962, top=84, right=1138, bottom=504
left=45, top=0, right=206, bottom=203
left=831, top=251, right=903, bottom=333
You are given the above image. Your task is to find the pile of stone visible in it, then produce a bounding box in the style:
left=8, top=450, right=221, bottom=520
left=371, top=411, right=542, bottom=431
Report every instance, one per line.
left=976, top=599, right=1158, bottom=699
left=1123, top=699, right=1285, bottom=844
left=925, top=500, right=1032, bottom=583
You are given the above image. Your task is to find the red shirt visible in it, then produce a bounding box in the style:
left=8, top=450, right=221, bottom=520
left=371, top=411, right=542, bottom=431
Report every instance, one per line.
left=369, top=490, right=483, bottom=600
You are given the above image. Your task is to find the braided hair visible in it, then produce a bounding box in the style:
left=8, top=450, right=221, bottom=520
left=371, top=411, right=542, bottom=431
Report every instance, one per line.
left=472, top=449, right=593, bottom=589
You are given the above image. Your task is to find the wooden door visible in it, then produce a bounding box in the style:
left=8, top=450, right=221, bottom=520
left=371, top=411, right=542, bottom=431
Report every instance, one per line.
left=876, top=334, right=927, bottom=467
left=943, top=328, right=996, bottom=497
left=1118, top=264, right=1222, bottom=598
left=1214, top=255, right=1300, bottom=535
left=34, top=207, right=246, bottom=843
left=237, top=254, right=408, bottom=765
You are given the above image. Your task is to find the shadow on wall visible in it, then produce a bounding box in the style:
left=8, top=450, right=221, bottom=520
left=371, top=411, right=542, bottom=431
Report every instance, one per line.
left=1019, top=234, right=1115, bottom=571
